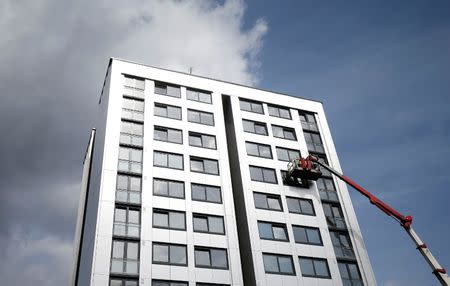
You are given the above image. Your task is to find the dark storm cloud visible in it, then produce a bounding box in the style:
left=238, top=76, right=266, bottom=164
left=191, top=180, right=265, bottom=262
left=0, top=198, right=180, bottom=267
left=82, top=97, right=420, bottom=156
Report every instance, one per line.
left=0, top=0, right=267, bottom=285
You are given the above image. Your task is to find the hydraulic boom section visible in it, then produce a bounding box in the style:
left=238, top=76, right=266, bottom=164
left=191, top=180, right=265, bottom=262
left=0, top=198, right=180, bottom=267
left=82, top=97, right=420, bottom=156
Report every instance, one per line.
left=284, top=155, right=450, bottom=286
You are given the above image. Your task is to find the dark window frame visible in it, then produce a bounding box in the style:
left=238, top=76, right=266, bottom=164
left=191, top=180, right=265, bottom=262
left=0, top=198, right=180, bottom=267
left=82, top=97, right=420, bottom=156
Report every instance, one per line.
left=191, top=183, right=222, bottom=204
left=187, top=109, right=215, bottom=126
left=276, top=147, right=300, bottom=162
left=239, top=98, right=264, bottom=114
left=118, top=146, right=143, bottom=175
left=292, top=225, right=323, bottom=246
left=194, top=246, right=229, bottom=270
left=258, top=220, right=289, bottom=242
left=152, top=208, right=186, bottom=231
left=253, top=192, right=283, bottom=212
left=245, top=141, right=273, bottom=159
left=154, top=81, right=181, bottom=98
left=249, top=165, right=278, bottom=184
left=186, top=87, right=212, bottom=104
left=286, top=196, right=316, bottom=216
left=190, top=156, right=220, bottom=175
left=154, top=102, right=182, bottom=120
left=152, top=242, right=188, bottom=266
left=338, top=261, right=363, bottom=286
left=299, top=111, right=319, bottom=132
left=152, top=178, right=185, bottom=199
left=262, top=253, right=296, bottom=275
left=115, top=174, right=142, bottom=205
left=122, top=96, right=145, bottom=122
left=113, top=205, right=141, bottom=239
left=110, top=239, right=140, bottom=275
left=268, top=104, right=291, bottom=119
left=272, top=124, right=297, bottom=141
left=153, top=150, right=184, bottom=170
left=188, top=131, right=217, bottom=150
left=193, top=213, right=226, bottom=235
left=120, top=120, right=144, bottom=147
left=242, top=119, right=268, bottom=136
left=299, top=256, right=331, bottom=279
left=153, top=125, right=183, bottom=144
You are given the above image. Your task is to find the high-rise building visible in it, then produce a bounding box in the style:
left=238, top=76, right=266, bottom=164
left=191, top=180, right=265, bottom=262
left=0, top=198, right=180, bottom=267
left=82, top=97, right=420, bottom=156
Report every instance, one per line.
left=71, top=58, right=377, bottom=286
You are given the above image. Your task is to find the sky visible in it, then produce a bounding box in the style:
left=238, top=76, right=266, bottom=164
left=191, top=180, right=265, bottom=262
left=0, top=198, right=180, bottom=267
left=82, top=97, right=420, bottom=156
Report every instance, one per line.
left=0, top=0, right=449, bottom=285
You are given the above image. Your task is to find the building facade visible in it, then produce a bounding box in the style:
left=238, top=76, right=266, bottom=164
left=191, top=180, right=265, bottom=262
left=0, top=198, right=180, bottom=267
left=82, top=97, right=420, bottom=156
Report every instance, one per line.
left=72, top=58, right=377, bottom=286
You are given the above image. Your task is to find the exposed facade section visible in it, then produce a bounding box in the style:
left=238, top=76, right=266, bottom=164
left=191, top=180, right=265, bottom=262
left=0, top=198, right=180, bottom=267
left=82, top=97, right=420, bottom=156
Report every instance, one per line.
left=73, top=58, right=376, bottom=286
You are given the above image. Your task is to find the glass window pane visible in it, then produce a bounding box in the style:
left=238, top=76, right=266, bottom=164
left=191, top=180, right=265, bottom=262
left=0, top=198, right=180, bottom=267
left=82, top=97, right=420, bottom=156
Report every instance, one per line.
left=154, top=152, right=167, bottom=167
left=169, top=212, right=185, bottom=229
left=112, top=241, right=124, bottom=258
left=190, top=160, right=203, bottom=172
left=110, top=279, right=122, bottom=286
left=284, top=130, right=296, bottom=140
left=211, top=249, right=227, bottom=268
left=254, top=124, right=267, bottom=135
left=207, top=187, right=221, bottom=203
left=259, top=146, right=272, bottom=158
left=299, top=258, right=315, bottom=276
left=258, top=223, right=273, bottom=239
left=192, top=185, right=206, bottom=201
left=272, top=226, right=287, bottom=240
left=249, top=167, right=263, bottom=181
left=189, top=134, right=202, bottom=147
left=199, top=92, right=211, bottom=103
left=169, top=181, right=184, bottom=198
left=153, top=179, right=168, bottom=196
left=188, top=110, right=200, bottom=122
left=252, top=103, right=263, bottom=114
left=268, top=106, right=278, bottom=117
left=287, top=198, right=301, bottom=213
left=314, top=260, right=329, bottom=277
left=262, top=169, right=276, bottom=183
left=267, top=197, right=281, bottom=210
left=166, top=85, right=180, bottom=97
left=246, top=142, right=259, bottom=156
left=168, top=130, right=182, bottom=143
left=115, top=208, right=126, bottom=222
left=169, top=154, right=183, bottom=169
left=203, top=135, right=216, bottom=149
left=128, top=210, right=139, bottom=224
left=153, top=244, right=168, bottom=263
left=195, top=249, right=210, bottom=266
left=293, top=227, right=307, bottom=243
left=201, top=113, right=214, bottom=125
left=170, top=245, right=186, bottom=264
left=272, top=126, right=283, bottom=138
left=306, top=228, right=321, bottom=244
left=240, top=100, right=251, bottom=111
left=278, top=256, right=294, bottom=273
left=263, top=255, right=279, bottom=272
left=117, top=175, right=128, bottom=189
left=300, top=200, right=314, bottom=215
left=279, top=108, right=290, bottom=119
left=127, top=242, right=138, bottom=259
left=348, top=264, right=361, bottom=279
left=168, top=106, right=181, bottom=119
left=253, top=193, right=268, bottom=209
left=208, top=217, right=224, bottom=234
left=153, top=212, right=168, bottom=228
left=204, top=160, right=218, bottom=174
left=193, top=216, right=208, bottom=232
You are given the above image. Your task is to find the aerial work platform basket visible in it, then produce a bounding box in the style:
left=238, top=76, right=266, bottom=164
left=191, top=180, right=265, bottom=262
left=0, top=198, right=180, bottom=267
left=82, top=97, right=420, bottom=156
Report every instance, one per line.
left=283, top=158, right=322, bottom=186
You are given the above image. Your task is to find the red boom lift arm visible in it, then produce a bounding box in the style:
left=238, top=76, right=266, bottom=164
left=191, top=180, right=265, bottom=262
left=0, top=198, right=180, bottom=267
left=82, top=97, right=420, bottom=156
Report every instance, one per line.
left=286, top=155, right=450, bottom=286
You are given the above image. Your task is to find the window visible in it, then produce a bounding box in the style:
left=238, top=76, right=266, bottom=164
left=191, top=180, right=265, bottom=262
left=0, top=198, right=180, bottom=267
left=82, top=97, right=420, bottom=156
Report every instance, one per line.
left=154, top=82, right=181, bottom=98
left=315, top=154, right=332, bottom=177
left=299, top=112, right=319, bottom=132
left=154, top=126, right=182, bottom=144
left=113, top=206, right=140, bottom=238
left=292, top=225, right=322, bottom=245
left=111, top=240, right=139, bottom=274
left=330, top=231, right=355, bottom=259
left=196, top=284, right=230, bottom=286
left=116, top=175, right=141, bottom=204
left=187, top=88, right=212, bottom=104
left=122, top=97, right=144, bottom=122
left=262, top=253, right=295, bottom=275
left=187, top=109, right=214, bottom=126
left=239, top=99, right=264, bottom=114
left=110, top=278, right=138, bottom=286
left=338, top=261, right=363, bottom=286
left=242, top=119, right=268, bottom=135
left=194, top=247, right=228, bottom=269
left=268, top=105, right=291, bottom=119
left=152, top=280, right=188, bottom=286
left=193, top=213, right=225, bottom=234
left=245, top=142, right=272, bottom=159
left=272, top=125, right=296, bottom=140
left=299, top=257, right=331, bottom=279
left=317, top=178, right=339, bottom=202
left=191, top=183, right=222, bottom=203
left=286, top=197, right=315, bottom=215
left=323, top=203, right=346, bottom=229
left=118, top=147, right=142, bottom=174
left=153, top=178, right=184, bottom=199
left=190, top=157, right=219, bottom=175
left=154, top=103, right=182, bottom=120
left=189, top=132, right=216, bottom=149
left=276, top=147, right=300, bottom=162
left=153, top=151, right=183, bottom=170
left=258, top=221, right=289, bottom=241
left=304, top=131, right=325, bottom=153
left=120, top=121, right=143, bottom=147
left=124, top=75, right=145, bottom=99
left=152, top=243, right=187, bottom=266
left=253, top=192, right=282, bottom=211
left=153, top=209, right=186, bottom=230
left=249, top=166, right=277, bottom=184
